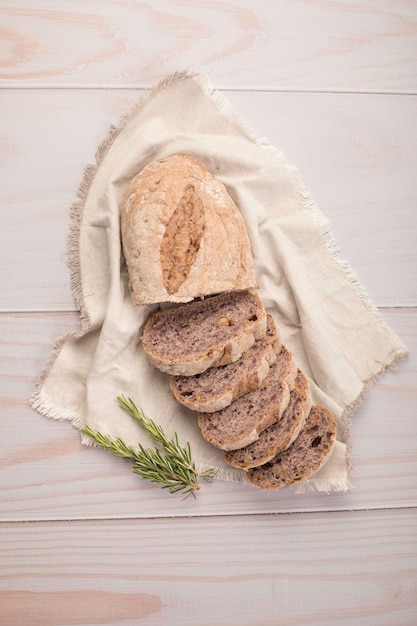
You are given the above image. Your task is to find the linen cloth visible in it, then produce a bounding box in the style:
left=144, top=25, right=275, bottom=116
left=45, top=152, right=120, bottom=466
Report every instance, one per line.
left=31, top=72, right=407, bottom=492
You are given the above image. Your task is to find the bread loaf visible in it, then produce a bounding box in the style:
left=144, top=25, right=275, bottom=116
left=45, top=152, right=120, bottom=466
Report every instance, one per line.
left=121, top=154, right=257, bottom=306
left=197, top=345, right=297, bottom=451
left=141, top=290, right=267, bottom=376
left=225, top=370, right=312, bottom=470
left=169, top=314, right=281, bottom=413
left=247, top=405, right=336, bottom=490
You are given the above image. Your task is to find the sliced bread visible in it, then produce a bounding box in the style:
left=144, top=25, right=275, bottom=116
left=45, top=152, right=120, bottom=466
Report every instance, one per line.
left=247, top=404, right=336, bottom=490
left=225, top=369, right=312, bottom=470
left=169, top=314, right=281, bottom=413
left=197, top=345, right=297, bottom=451
left=141, top=290, right=267, bottom=376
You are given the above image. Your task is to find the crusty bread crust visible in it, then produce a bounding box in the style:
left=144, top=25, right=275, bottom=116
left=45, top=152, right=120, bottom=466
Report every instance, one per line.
left=169, top=314, right=281, bottom=412
left=224, top=370, right=312, bottom=470
left=247, top=404, right=336, bottom=490
left=141, top=291, right=267, bottom=376
left=121, top=154, right=257, bottom=306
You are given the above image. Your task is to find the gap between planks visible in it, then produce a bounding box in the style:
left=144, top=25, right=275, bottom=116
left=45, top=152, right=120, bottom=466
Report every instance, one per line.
left=1, top=84, right=417, bottom=96
left=2, top=504, right=417, bottom=526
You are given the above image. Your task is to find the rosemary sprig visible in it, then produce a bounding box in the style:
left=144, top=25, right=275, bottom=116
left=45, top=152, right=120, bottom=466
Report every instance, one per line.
left=82, top=396, right=216, bottom=497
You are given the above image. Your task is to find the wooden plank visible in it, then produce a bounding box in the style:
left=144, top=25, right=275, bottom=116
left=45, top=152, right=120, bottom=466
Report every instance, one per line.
left=0, top=308, right=415, bottom=521
left=1, top=0, right=417, bottom=92
left=0, top=89, right=416, bottom=311
left=1, top=509, right=416, bottom=625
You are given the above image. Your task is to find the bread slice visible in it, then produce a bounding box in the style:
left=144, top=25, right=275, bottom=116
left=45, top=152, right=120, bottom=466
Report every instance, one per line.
left=225, top=369, right=312, bottom=470
left=121, top=154, right=257, bottom=306
left=247, top=404, right=336, bottom=490
left=197, top=345, right=297, bottom=451
left=141, top=290, right=267, bottom=376
left=169, top=314, right=281, bottom=413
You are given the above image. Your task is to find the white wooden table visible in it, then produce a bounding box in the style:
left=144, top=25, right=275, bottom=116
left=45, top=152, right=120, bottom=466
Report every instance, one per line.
left=1, top=2, right=416, bottom=624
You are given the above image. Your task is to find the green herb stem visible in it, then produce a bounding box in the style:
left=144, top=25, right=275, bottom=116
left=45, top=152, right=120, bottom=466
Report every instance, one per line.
left=81, top=397, right=216, bottom=497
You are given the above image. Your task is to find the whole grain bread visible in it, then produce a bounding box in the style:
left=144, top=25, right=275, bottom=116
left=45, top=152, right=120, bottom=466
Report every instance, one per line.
left=224, top=369, right=312, bottom=470
left=141, top=290, right=267, bottom=376
left=247, top=404, right=336, bottom=490
left=197, top=345, right=297, bottom=451
left=121, top=154, right=257, bottom=306
left=169, top=314, right=281, bottom=413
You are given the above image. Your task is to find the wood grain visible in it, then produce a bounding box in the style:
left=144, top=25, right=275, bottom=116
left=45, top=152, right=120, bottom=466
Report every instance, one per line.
left=1, top=509, right=416, bottom=625
left=1, top=0, right=416, bottom=92
left=0, top=309, right=414, bottom=521
left=0, top=591, right=162, bottom=626
left=0, top=89, right=416, bottom=312
left=1, top=1, right=416, bottom=621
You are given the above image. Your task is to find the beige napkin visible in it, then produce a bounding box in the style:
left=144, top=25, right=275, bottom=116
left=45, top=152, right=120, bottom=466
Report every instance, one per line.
left=31, top=72, right=407, bottom=493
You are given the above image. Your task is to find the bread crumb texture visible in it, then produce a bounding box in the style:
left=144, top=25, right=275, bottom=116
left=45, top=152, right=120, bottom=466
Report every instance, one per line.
left=247, top=405, right=336, bottom=490
left=224, top=370, right=312, bottom=470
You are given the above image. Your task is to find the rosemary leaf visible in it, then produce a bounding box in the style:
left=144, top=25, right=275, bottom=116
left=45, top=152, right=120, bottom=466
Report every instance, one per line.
left=81, top=397, right=216, bottom=497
